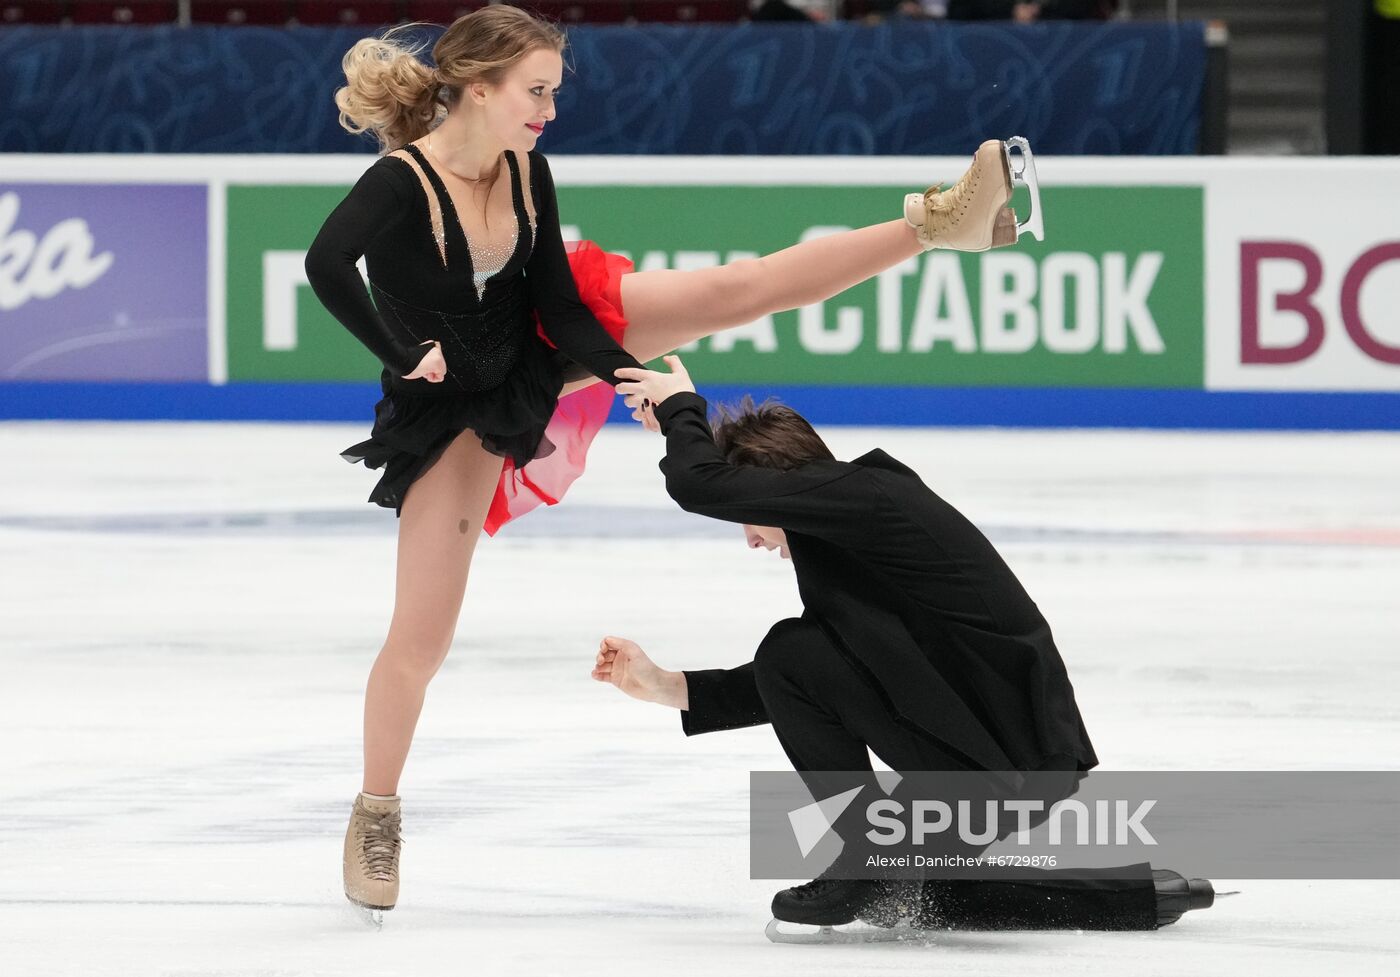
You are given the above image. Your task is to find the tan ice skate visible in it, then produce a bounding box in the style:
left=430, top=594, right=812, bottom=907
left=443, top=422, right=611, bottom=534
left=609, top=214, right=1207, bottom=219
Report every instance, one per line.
left=343, top=792, right=403, bottom=928
left=904, top=136, right=1045, bottom=252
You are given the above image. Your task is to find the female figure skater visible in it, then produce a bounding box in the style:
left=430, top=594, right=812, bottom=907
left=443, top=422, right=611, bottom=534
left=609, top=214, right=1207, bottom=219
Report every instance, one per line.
left=302, top=5, right=1037, bottom=923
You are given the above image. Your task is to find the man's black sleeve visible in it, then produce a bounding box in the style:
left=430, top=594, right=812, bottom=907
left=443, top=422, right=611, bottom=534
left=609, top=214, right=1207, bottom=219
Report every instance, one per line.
left=652, top=392, right=863, bottom=537
left=680, top=663, right=770, bottom=736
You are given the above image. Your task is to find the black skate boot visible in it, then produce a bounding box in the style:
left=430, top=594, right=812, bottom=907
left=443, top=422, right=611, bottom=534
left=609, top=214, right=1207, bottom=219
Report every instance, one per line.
left=1153, top=868, right=1215, bottom=927
left=771, top=873, right=920, bottom=927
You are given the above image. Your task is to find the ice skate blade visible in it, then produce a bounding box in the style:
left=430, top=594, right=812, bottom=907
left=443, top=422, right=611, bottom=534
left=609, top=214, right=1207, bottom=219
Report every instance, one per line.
left=765, top=917, right=931, bottom=945
left=1001, top=136, right=1045, bottom=243
left=353, top=904, right=385, bottom=929
left=347, top=898, right=391, bottom=929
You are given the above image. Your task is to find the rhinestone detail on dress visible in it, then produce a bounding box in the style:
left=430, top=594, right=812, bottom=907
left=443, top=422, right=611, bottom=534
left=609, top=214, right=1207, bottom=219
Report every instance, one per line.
left=467, top=228, right=519, bottom=303
left=402, top=142, right=535, bottom=302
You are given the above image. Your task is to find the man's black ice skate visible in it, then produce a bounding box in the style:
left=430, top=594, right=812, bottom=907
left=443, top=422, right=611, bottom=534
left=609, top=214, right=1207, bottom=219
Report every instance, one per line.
left=765, top=875, right=923, bottom=944
left=771, top=876, right=888, bottom=926
left=1153, top=868, right=1217, bottom=927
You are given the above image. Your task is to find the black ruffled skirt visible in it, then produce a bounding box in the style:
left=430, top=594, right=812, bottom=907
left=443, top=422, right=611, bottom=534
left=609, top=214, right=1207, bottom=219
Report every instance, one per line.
left=340, top=241, right=631, bottom=535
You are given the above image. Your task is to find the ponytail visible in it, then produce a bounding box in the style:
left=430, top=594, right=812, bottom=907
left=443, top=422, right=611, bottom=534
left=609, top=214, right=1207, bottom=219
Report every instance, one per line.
left=334, top=24, right=445, bottom=155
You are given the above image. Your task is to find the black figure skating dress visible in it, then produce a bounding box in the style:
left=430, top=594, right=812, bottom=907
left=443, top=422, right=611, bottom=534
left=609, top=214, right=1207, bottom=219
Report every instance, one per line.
left=304, top=144, right=639, bottom=533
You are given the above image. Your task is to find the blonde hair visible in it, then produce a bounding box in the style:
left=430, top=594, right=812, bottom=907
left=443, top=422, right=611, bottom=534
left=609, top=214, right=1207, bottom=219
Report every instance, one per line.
left=334, top=6, right=567, bottom=155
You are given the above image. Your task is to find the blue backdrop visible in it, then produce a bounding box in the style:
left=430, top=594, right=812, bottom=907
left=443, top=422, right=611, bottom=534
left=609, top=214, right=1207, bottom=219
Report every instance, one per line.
left=0, top=21, right=1206, bottom=155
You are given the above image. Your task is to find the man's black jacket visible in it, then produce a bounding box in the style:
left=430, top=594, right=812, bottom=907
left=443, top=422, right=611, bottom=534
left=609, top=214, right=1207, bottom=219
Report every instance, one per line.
left=654, top=392, right=1098, bottom=775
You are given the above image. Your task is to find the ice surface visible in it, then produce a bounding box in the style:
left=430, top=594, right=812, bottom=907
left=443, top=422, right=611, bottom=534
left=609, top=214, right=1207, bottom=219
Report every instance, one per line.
left=2, top=420, right=1397, bottom=976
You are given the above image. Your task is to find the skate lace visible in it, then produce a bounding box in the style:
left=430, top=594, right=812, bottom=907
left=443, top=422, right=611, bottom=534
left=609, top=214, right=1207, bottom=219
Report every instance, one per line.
left=358, top=809, right=403, bottom=881
left=925, top=170, right=973, bottom=231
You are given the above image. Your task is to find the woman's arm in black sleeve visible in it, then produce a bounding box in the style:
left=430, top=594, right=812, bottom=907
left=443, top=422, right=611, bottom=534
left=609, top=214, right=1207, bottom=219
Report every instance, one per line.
left=304, top=161, right=433, bottom=377
left=524, top=152, right=644, bottom=386
left=652, top=392, right=864, bottom=537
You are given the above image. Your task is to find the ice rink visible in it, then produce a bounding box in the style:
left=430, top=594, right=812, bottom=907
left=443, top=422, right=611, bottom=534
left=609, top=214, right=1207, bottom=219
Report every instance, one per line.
left=3, top=418, right=1398, bottom=977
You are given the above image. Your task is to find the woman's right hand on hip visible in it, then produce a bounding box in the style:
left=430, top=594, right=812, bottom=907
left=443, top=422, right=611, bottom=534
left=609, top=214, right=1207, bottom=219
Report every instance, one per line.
left=402, top=340, right=446, bottom=382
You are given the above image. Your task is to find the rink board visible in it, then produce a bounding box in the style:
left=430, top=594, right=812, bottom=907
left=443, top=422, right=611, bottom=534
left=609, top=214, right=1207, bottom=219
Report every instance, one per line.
left=2, top=155, right=1397, bottom=427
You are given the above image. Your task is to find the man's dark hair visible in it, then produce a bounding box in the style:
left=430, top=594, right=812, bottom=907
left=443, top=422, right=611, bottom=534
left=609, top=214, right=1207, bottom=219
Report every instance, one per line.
left=711, top=395, right=835, bottom=470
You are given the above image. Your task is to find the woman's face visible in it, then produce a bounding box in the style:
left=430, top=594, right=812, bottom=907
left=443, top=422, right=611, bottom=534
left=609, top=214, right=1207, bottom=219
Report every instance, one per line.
left=468, top=47, right=561, bottom=152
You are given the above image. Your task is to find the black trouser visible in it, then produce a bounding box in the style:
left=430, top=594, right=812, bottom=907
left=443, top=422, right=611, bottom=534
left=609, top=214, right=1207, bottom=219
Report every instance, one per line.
left=751, top=617, right=1158, bottom=930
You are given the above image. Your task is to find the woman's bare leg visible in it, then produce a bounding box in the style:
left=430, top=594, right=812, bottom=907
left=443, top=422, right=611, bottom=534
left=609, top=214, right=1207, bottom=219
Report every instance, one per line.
left=561, top=219, right=922, bottom=396
left=361, top=428, right=505, bottom=795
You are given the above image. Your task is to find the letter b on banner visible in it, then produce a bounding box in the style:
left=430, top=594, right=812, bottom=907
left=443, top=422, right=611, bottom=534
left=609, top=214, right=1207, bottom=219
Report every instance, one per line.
left=1241, top=241, right=1400, bottom=365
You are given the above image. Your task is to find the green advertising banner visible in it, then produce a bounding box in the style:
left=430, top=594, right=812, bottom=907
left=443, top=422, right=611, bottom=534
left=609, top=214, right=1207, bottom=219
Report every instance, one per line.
left=227, top=183, right=1203, bottom=388
left=226, top=184, right=386, bottom=382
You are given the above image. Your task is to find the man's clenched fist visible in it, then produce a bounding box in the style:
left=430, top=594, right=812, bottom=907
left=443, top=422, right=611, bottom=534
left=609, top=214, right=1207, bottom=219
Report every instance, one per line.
left=591, top=636, right=688, bottom=710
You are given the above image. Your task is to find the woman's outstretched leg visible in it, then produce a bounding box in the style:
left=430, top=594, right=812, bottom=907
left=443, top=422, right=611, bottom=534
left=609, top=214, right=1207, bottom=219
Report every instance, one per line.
left=560, top=219, right=922, bottom=396
left=561, top=140, right=1031, bottom=396
left=363, top=427, right=505, bottom=795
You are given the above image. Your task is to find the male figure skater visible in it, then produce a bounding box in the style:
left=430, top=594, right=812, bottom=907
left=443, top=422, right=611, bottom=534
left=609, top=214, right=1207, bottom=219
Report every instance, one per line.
left=593, top=356, right=1215, bottom=934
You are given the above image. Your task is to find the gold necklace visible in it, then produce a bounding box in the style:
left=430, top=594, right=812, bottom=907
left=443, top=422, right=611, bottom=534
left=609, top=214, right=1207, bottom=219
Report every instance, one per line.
left=426, top=134, right=500, bottom=183
left=426, top=134, right=501, bottom=233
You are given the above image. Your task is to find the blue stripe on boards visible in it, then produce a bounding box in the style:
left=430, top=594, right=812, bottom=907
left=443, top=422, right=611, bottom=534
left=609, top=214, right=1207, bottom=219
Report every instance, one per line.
left=3, top=382, right=1398, bottom=431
